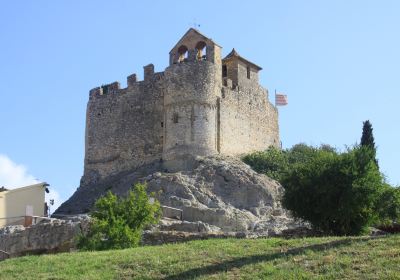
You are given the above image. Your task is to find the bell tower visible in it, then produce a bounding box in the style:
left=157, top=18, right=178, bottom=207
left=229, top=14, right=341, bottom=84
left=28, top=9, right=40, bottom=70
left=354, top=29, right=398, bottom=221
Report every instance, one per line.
left=163, top=29, right=223, bottom=170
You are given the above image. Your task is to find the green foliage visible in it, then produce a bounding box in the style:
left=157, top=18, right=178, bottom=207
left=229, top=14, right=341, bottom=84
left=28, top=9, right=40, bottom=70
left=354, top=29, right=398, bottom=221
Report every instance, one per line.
left=360, top=120, right=375, bottom=149
left=242, top=146, right=288, bottom=181
left=282, top=146, right=384, bottom=235
left=360, top=120, right=378, bottom=167
left=244, top=144, right=397, bottom=235
left=77, top=183, right=161, bottom=251
left=242, top=143, right=335, bottom=181
left=375, top=184, right=400, bottom=225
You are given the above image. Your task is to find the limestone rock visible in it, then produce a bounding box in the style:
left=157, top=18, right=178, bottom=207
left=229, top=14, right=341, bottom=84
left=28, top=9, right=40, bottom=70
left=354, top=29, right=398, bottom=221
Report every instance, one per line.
left=56, top=155, right=298, bottom=234
left=157, top=218, right=222, bottom=233
left=0, top=216, right=90, bottom=260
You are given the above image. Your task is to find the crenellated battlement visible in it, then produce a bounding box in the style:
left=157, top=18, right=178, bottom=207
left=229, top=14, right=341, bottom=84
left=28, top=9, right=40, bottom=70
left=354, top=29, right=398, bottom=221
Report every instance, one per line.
left=89, top=64, right=167, bottom=100
left=89, top=81, right=120, bottom=99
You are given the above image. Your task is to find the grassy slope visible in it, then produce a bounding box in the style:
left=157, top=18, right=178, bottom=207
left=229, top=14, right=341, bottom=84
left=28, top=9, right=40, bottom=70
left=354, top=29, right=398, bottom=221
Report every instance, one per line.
left=1, top=235, right=399, bottom=280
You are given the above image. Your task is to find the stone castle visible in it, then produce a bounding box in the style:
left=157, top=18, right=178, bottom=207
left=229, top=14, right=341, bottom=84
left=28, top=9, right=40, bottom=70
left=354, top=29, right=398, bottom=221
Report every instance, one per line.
left=83, top=28, right=279, bottom=184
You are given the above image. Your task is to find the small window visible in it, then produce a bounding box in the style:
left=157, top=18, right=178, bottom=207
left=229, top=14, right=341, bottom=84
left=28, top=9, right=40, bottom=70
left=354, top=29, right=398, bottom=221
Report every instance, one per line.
left=222, top=65, right=227, bottom=78
left=161, top=122, right=164, bottom=128
left=247, top=66, right=251, bottom=79
left=173, top=113, right=179, bottom=123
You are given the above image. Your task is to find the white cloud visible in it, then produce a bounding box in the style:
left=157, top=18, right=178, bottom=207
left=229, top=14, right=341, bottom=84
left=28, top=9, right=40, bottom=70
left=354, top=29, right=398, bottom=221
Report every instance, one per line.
left=0, top=154, right=38, bottom=188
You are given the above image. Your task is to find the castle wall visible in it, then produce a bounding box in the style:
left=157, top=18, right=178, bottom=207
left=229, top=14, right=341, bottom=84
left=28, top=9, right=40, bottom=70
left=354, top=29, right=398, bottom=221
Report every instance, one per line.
left=163, top=61, right=219, bottom=161
left=219, top=84, right=279, bottom=156
left=83, top=73, right=164, bottom=183
left=81, top=28, right=281, bottom=182
left=83, top=61, right=279, bottom=181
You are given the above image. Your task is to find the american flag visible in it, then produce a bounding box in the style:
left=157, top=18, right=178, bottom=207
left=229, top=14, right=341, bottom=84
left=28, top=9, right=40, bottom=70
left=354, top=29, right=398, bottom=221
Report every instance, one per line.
left=275, top=93, right=288, bottom=106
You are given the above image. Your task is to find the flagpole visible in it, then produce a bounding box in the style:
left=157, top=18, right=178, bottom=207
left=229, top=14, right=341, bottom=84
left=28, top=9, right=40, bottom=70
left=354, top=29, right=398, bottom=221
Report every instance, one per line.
left=274, top=89, right=276, bottom=107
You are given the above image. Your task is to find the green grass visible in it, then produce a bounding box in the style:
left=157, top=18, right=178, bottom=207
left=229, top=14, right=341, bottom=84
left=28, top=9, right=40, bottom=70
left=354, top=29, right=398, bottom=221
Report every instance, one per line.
left=1, top=235, right=399, bottom=279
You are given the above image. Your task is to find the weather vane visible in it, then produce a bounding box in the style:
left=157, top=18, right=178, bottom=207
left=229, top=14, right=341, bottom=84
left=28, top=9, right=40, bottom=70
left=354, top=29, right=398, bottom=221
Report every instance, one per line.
left=192, top=18, right=201, bottom=28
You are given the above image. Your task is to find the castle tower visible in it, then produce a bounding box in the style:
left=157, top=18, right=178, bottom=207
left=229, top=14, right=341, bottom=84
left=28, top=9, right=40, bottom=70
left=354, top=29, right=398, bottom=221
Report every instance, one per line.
left=78, top=28, right=279, bottom=184
left=222, top=48, right=262, bottom=88
left=163, top=29, right=222, bottom=169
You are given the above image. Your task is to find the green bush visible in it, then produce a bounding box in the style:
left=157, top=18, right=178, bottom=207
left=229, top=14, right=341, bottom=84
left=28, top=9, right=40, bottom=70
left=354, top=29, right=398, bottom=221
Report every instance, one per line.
left=243, top=144, right=398, bottom=235
left=282, top=146, right=384, bottom=235
left=242, top=143, right=334, bottom=181
left=375, top=184, right=400, bottom=225
left=77, top=183, right=161, bottom=251
left=242, top=146, right=288, bottom=181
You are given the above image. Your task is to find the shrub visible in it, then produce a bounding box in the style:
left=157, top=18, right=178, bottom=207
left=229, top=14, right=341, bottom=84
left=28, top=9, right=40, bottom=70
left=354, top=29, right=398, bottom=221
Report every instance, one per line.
left=77, top=183, right=161, bottom=251
left=282, top=146, right=384, bottom=235
left=375, top=184, right=400, bottom=225
left=243, top=144, right=393, bottom=235
left=242, top=143, right=336, bottom=181
left=242, top=146, right=288, bottom=181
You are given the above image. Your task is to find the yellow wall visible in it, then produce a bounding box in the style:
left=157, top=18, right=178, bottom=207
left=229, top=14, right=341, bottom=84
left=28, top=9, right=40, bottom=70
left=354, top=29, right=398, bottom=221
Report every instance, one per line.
left=0, top=183, right=46, bottom=227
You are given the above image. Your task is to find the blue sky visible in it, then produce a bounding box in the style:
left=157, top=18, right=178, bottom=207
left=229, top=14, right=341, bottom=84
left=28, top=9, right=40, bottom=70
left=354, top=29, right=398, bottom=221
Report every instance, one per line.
left=1, top=1, right=399, bottom=208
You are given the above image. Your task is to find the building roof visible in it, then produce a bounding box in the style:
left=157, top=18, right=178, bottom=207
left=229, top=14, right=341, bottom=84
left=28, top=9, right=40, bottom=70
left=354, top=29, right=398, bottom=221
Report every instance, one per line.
left=0, top=182, right=48, bottom=195
left=222, top=48, right=263, bottom=71
left=169, top=28, right=221, bottom=54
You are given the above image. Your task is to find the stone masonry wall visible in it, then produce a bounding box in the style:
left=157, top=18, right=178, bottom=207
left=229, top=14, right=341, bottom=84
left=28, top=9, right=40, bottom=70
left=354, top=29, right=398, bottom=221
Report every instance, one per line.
left=83, top=70, right=164, bottom=184
left=163, top=61, right=219, bottom=161
left=82, top=62, right=279, bottom=183
left=81, top=33, right=278, bottom=184
left=219, top=83, right=279, bottom=155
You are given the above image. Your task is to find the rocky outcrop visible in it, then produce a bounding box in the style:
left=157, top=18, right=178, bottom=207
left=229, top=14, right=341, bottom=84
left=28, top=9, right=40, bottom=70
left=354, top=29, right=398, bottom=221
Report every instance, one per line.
left=56, top=156, right=303, bottom=234
left=0, top=216, right=311, bottom=260
left=0, top=216, right=90, bottom=261
left=143, top=156, right=300, bottom=233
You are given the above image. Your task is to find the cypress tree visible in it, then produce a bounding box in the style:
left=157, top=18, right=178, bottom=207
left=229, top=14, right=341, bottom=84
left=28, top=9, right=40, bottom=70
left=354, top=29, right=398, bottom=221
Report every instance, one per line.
left=360, top=120, right=378, bottom=167
left=361, top=120, right=375, bottom=148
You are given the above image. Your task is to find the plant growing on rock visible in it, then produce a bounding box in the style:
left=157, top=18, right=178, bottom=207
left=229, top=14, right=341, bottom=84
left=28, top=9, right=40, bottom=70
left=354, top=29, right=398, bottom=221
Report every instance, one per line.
left=77, top=183, right=161, bottom=251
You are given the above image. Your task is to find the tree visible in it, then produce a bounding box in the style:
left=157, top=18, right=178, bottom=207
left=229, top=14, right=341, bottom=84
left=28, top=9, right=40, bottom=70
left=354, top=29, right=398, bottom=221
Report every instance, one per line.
left=375, top=184, right=400, bottom=225
left=77, top=183, right=161, bottom=251
left=242, top=146, right=288, bottom=181
left=244, top=142, right=398, bottom=235
left=360, top=120, right=375, bottom=148
left=360, top=120, right=378, bottom=167
left=282, top=145, right=384, bottom=235
left=242, top=143, right=334, bottom=181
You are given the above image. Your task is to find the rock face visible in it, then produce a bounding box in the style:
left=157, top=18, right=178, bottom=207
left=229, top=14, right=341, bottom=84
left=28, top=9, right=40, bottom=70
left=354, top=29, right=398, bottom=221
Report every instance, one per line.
left=56, top=156, right=301, bottom=235
left=144, top=156, right=294, bottom=233
left=0, top=216, right=90, bottom=261
left=1, top=156, right=308, bottom=260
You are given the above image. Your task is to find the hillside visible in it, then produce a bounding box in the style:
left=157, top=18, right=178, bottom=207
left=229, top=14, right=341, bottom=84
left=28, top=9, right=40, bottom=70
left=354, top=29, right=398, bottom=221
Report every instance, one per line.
left=1, top=235, right=399, bottom=279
